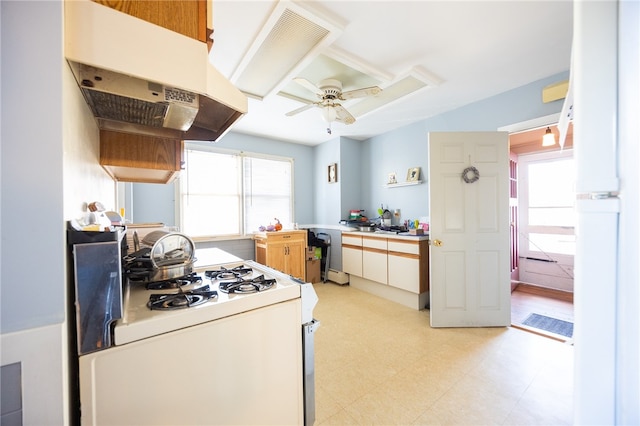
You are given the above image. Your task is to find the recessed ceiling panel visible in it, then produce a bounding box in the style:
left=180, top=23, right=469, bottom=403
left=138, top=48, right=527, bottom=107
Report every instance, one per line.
left=231, top=2, right=343, bottom=100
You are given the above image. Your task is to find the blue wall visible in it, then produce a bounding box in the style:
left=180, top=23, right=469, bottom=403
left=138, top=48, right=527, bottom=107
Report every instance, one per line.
left=360, top=71, right=569, bottom=224
left=130, top=71, right=569, bottom=245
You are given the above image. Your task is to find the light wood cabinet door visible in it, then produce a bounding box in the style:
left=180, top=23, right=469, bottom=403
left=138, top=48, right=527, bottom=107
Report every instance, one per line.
left=284, top=239, right=306, bottom=280
left=92, top=0, right=211, bottom=47
left=265, top=241, right=287, bottom=273
left=99, top=131, right=183, bottom=184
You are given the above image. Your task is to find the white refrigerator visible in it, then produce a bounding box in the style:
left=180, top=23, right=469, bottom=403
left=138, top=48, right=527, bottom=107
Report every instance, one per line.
left=572, top=1, right=639, bottom=424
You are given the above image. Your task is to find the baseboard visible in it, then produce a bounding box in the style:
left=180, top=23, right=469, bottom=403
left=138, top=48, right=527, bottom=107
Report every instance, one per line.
left=511, top=323, right=572, bottom=343
left=512, top=282, right=573, bottom=303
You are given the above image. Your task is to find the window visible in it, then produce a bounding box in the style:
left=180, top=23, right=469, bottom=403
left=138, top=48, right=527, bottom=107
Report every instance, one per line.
left=179, top=146, right=293, bottom=238
left=520, top=151, right=576, bottom=257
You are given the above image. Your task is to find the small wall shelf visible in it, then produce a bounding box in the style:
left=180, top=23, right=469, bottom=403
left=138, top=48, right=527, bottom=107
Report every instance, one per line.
left=384, top=180, right=423, bottom=188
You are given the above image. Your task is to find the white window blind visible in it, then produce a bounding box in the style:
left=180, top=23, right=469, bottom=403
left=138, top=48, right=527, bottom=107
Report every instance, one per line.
left=243, top=156, right=292, bottom=234
left=180, top=148, right=293, bottom=238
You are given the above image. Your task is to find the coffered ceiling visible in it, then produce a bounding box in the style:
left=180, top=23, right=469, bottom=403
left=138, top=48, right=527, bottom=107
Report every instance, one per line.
left=209, top=0, right=573, bottom=145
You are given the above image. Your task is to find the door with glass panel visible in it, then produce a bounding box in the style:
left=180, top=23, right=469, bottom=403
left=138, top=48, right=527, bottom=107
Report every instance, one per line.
left=518, top=150, right=575, bottom=292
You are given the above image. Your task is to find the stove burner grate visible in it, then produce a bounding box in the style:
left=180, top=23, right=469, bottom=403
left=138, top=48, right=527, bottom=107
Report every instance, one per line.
left=218, top=275, right=276, bottom=294
left=205, top=266, right=253, bottom=281
left=147, top=285, right=217, bottom=310
left=146, top=272, right=203, bottom=290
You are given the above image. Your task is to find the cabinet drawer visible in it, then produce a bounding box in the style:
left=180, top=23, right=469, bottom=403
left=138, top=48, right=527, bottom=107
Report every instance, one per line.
left=388, top=240, right=420, bottom=255
left=342, top=235, right=362, bottom=247
left=363, top=236, right=387, bottom=250
left=257, top=231, right=306, bottom=243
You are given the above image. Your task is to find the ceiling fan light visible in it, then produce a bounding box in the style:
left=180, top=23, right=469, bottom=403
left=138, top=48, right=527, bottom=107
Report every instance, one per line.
left=321, top=106, right=336, bottom=122
left=542, top=127, right=556, bottom=146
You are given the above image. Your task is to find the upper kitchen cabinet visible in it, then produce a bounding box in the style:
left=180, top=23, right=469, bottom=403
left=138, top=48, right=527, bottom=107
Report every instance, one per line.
left=92, top=0, right=213, bottom=50
left=99, top=130, right=183, bottom=184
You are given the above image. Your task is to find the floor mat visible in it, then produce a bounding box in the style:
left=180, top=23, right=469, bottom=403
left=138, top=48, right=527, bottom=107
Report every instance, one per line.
left=522, top=313, right=574, bottom=338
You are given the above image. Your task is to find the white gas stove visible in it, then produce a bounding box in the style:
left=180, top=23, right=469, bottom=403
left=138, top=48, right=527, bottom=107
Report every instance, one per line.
left=115, top=258, right=305, bottom=345
left=78, top=248, right=319, bottom=426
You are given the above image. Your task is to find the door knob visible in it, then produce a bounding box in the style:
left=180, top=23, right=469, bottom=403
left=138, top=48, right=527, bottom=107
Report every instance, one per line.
left=433, top=239, right=443, bottom=247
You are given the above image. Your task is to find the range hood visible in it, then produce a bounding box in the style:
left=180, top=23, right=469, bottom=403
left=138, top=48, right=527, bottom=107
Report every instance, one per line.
left=64, top=1, right=247, bottom=142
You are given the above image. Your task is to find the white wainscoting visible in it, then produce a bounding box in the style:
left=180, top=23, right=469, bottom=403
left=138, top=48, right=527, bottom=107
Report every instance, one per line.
left=1, top=323, right=68, bottom=425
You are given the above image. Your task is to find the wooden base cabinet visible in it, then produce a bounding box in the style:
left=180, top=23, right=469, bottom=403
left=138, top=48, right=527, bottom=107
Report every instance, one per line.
left=254, top=230, right=307, bottom=280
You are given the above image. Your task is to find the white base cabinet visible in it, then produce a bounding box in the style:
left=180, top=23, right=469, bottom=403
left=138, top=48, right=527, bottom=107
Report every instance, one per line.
left=362, top=237, right=388, bottom=283
left=342, top=234, right=363, bottom=277
left=387, top=239, right=429, bottom=294
left=341, top=232, right=430, bottom=310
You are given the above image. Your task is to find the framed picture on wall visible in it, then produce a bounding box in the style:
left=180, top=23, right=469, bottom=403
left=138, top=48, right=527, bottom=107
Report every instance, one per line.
left=328, top=163, right=338, bottom=183
left=407, top=167, right=421, bottom=182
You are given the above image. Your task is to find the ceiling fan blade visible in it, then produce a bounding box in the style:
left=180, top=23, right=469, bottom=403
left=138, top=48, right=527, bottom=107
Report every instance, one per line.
left=293, top=78, right=323, bottom=96
left=340, top=85, right=382, bottom=100
left=333, top=104, right=356, bottom=125
left=285, top=103, right=317, bottom=117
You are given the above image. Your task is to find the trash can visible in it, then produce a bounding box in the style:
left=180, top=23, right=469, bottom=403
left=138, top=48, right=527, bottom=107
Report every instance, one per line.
left=316, top=232, right=331, bottom=283
left=307, top=230, right=331, bottom=283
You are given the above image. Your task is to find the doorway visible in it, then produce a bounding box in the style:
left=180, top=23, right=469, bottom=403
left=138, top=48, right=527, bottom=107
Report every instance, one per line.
left=507, top=120, right=575, bottom=340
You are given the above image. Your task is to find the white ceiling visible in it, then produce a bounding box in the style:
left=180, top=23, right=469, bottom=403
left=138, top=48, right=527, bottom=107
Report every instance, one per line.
left=209, top=0, right=573, bottom=146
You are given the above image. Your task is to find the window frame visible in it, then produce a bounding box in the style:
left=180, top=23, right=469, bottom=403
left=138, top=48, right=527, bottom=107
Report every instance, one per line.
left=176, top=143, right=295, bottom=242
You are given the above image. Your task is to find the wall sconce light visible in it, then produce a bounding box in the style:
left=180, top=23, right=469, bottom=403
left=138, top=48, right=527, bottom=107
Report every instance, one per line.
left=542, top=127, right=556, bottom=147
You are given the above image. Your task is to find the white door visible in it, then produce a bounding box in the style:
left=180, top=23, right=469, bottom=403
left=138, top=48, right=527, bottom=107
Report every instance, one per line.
left=428, top=132, right=511, bottom=327
left=518, top=150, right=575, bottom=291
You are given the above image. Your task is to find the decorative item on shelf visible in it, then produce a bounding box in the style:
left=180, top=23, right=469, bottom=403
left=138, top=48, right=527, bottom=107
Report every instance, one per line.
left=328, top=163, right=338, bottom=183
left=387, top=172, right=397, bottom=184
left=407, top=167, right=421, bottom=182
left=462, top=166, right=480, bottom=183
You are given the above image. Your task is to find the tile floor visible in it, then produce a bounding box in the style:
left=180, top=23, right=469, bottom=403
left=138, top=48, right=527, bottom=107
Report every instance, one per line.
left=312, top=282, right=574, bottom=425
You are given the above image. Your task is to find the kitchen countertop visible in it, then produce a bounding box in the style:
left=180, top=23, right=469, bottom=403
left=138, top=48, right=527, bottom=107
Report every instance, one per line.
left=299, top=224, right=356, bottom=232
left=194, top=247, right=244, bottom=269
left=342, top=230, right=430, bottom=241
left=298, top=224, right=430, bottom=241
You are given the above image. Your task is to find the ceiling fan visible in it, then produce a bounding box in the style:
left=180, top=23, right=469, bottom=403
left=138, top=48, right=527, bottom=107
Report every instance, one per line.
left=285, top=78, right=382, bottom=134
